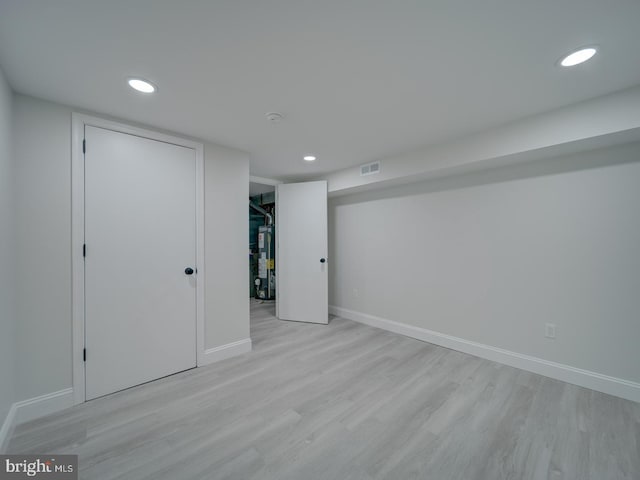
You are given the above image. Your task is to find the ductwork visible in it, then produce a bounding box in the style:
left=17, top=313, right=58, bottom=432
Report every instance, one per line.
left=249, top=201, right=273, bottom=225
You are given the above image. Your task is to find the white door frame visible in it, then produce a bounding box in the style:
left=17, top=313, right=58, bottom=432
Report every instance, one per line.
left=71, top=113, right=205, bottom=405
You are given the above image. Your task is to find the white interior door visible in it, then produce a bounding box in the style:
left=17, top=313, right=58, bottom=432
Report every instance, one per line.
left=84, top=126, right=197, bottom=400
left=276, top=181, right=328, bottom=324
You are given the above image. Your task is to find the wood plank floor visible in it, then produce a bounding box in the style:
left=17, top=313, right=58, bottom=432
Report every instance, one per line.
left=9, top=301, right=640, bottom=479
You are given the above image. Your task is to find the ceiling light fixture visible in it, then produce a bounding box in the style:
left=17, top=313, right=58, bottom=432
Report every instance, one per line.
left=559, top=47, right=597, bottom=67
left=303, top=156, right=317, bottom=162
left=127, top=77, right=157, bottom=93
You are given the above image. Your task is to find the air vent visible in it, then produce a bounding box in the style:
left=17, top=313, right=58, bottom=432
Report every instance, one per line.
left=360, top=161, right=381, bottom=176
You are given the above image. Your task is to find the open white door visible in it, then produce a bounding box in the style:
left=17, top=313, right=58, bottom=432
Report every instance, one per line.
left=276, top=181, right=328, bottom=324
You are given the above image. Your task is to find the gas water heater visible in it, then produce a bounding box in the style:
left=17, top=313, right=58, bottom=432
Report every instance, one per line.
left=257, top=225, right=275, bottom=299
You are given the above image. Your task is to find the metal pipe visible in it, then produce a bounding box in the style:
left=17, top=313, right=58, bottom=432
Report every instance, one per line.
left=249, top=202, right=273, bottom=225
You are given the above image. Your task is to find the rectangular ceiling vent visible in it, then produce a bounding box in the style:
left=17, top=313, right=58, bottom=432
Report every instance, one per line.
left=360, top=161, right=381, bottom=176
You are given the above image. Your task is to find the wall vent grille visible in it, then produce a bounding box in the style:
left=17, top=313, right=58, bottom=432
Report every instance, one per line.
left=360, top=161, right=381, bottom=176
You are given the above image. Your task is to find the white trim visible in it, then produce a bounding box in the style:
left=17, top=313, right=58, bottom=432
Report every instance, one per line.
left=195, top=143, right=206, bottom=368
left=0, top=404, right=17, bottom=453
left=250, top=175, right=282, bottom=186
left=71, top=114, right=85, bottom=405
left=0, top=389, right=74, bottom=453
left=275, top=186, right=279, bottom=319
left=13, top=389, right=74, bottom=426
left=72, top=113, right=206, bottom=405
left=200, top=339, right=252, bottom=366
left=329, top=305, right=640, bottom=403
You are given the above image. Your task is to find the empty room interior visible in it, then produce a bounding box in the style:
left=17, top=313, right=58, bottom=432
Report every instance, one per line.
left=1, top=1, right=640, bottom=479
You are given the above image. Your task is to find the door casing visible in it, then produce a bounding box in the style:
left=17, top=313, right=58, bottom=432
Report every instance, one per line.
left=71, top=113, right=205, bottom=405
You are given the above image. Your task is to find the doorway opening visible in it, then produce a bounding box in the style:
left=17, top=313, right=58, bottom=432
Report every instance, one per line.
left=249, top=181, right=276, bottom=301
left=248, top=179, right=329, bottom=325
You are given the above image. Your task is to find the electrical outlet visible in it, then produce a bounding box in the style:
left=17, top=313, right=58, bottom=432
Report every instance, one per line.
left=545, top=323, right=556, bottom=339
left=352, top=288, right=359, bottom=298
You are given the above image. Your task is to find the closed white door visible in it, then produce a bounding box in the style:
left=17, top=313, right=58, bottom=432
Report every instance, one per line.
left=84, top=126, right=197, bottom=400
left=276, top=181, right=328, bottom=324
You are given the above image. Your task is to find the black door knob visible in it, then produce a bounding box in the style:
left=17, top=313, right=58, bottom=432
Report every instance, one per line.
left=320, top=258, right=326, bottom=263
left=185, top=267, right=194, bottom=275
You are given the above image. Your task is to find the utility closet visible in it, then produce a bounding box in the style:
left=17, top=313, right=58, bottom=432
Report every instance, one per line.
left=249, top=190, right=275, bottom=300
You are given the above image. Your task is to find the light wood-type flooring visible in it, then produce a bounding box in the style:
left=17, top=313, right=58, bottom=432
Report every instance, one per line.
left=8, top=301, right=640, bottom=479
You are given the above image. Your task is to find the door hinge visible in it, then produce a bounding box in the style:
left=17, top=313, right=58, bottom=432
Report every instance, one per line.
left=83, top=244, right=86, bottom=257
left=82, top=139, right=86, bottom=154
left=83, top=348, right=86, bottom=362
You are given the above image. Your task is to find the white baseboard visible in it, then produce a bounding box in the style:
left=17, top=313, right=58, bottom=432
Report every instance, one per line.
left=200, top=338, right=252, bottom=366
left=0, top=388, right=74, bottom=453
left=14, top=389, right=74, bottom=426
left=330, top=305, right=640, bottom=403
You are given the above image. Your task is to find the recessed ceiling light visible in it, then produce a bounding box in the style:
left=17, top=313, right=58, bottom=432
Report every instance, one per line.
left=127, top=78, right=157, bottom=93
left=559, top=47, right=597, bottom=67
left=303, top=156, right=317, bottom=162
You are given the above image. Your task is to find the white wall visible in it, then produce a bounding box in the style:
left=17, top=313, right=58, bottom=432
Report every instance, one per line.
left=13, top=95, right=73, bottom=400
left=0, top=67, right=16, bottom=428
left=204, top=143, right=250, bottom=348
left=11, top=94, right=250, bottom=401
left=330, top=143, right=640, bottom=385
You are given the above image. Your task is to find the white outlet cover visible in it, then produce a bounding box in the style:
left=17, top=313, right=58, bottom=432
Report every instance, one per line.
left=545, top=323, right=556, bottom=339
